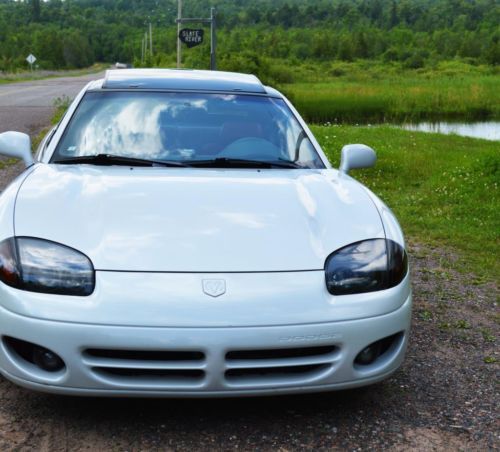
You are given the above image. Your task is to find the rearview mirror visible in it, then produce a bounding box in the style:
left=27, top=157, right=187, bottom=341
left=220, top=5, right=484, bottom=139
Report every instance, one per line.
left=339, top=144, right=376, bottom=174
left=0, top=131, right=34, bottom=167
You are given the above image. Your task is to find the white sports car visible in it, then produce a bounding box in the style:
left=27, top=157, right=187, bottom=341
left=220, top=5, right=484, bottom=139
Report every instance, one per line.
left=0, top=69, right=411, bottom=397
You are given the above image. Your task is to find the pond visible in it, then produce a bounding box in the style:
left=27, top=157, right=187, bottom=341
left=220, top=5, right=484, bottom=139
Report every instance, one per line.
left=399, top=121, right=500, bottom=141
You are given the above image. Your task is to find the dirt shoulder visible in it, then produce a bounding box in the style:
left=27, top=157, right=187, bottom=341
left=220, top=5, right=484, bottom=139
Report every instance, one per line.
left=0, top=161, right=24, bottom=192
left=0, top=164, right=498, bottom=451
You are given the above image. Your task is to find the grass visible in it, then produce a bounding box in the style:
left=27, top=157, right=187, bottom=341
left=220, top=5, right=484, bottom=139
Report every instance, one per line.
left=0, top=63, right=107, bottom=85
left=279, top=61, right=500, bottom=123
left=0, top=158, right=17, bottom=170
left=312, top=125, right=499, bottom=281
left=52, top=96, right=71, bottom=124
left=480, top=328, right=496, bottom=343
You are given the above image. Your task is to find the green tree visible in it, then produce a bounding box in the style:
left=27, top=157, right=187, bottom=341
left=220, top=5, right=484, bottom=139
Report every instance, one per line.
left=30, top=0, right=41, bottom=22
left=63, top=31, right=93, bottom=68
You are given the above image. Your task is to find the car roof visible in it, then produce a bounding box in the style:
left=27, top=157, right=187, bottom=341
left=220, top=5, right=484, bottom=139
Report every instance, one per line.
left=99, top=69, right=268, bottom=94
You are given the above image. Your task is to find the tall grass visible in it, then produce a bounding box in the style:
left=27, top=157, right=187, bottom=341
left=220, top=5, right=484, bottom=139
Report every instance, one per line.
left=286, top=77, right=499, bottom=123
left=52, top=96, right=71, bottom=124
left=278, top=61, right=500, bottom=123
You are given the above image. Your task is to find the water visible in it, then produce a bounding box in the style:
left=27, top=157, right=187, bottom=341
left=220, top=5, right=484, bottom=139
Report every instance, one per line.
left=400, top=121, right=500, bottom=141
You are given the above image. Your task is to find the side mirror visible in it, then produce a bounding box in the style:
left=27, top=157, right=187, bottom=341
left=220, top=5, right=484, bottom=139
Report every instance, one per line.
left=339, top=144, right=376, bottom=174
left=0, top=131, right=34, bottom=167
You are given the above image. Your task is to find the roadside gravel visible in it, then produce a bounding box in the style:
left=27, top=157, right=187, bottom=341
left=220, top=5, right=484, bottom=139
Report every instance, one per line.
left=0, top=155, right=498, bottom=450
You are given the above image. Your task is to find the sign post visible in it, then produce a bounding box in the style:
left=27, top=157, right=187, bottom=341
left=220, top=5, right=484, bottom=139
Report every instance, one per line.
left=26, top=54, right=37, bottom=73
left=176, top=3, right=217, bottom=70
left=177, top=0, right=182, bottom=69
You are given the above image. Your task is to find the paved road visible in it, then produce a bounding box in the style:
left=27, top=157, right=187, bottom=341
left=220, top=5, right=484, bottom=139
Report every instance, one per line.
left=0, top=72, right=104, bottom=135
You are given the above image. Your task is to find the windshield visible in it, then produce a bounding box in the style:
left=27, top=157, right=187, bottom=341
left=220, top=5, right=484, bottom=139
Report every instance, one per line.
left=52, top=91, right=325, bottom=168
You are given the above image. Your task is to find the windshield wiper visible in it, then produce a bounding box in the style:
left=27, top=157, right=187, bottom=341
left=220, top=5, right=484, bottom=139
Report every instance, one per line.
left=54, top=155, right=305, bottom=169
left=187, top=157, right=304, bottom=169
left=53, top=154, right=189, bottom=167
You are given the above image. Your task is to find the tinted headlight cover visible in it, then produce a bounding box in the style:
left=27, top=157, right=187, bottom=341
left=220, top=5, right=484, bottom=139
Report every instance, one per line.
left=0, top=237, right=95, bottom=296
left=325, top=239, right=408, bottom=295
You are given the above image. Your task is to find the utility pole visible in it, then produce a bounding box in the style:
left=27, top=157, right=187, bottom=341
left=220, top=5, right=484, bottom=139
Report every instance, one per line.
left=141, top=36, right=144, bottom=63
left=210, top=7, right=217, bottom=71
left=149, top=22, right=153, bottom=57
left=177, top=0, right=182, bottom=68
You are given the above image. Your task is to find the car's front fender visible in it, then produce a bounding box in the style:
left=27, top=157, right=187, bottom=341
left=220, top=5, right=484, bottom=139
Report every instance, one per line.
left=362, top=186, right=406, bottom=248
left=0, top=166, right=38, bottom=242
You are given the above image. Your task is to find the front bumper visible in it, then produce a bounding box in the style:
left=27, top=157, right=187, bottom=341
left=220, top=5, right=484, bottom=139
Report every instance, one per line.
left=0, top=294, right=411, bottom=397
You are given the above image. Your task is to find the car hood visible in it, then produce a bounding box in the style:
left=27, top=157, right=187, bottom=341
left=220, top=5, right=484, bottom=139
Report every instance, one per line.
left=14, top=164, right=384, bottom=272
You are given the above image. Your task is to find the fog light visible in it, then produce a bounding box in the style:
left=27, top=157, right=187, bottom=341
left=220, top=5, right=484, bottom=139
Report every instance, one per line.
left=355, top=344, right=381, bottom=365
left=32, top=346, right=65, bottom=372
left=354, top=332, right=404, bottom=366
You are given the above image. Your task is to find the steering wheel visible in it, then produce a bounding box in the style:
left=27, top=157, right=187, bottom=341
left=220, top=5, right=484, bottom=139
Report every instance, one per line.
left=218, top=137, right=281, bottom=160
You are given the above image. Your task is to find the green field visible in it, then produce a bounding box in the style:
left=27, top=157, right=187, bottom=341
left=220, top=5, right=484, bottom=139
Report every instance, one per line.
left=281, top=61, right=500, bottom=123
left=0, top=64, right=107, bottom=85
left=313, top=125, right=499, bottom=281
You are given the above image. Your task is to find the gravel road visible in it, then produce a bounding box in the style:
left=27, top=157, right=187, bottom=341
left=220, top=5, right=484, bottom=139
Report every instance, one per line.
left=0, top=75, right=498, bottom=451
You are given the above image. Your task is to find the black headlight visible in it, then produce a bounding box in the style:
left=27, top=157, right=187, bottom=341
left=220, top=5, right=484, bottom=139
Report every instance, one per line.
left=0, top=237, right=95, bottom=296
left=325, top=239, right=408, bottom=295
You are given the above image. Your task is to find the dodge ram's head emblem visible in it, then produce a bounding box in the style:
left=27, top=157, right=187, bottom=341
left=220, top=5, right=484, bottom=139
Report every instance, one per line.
left=202, top=279, right=226, bottom=297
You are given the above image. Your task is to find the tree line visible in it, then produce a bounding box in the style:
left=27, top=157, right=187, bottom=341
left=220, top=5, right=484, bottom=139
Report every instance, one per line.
left=0, top=0, right=498, bottom=73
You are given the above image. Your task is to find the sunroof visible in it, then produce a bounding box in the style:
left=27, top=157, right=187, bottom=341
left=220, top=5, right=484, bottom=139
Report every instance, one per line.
left=102, top=69, right=266, bottom=93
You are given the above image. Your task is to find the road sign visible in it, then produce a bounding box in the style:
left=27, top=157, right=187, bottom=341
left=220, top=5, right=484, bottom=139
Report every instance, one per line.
left=26, top=54, right=37, bottom=65
left=179, top=28, right=204, bottom=48
left=175, top=3, right=217, bottom=70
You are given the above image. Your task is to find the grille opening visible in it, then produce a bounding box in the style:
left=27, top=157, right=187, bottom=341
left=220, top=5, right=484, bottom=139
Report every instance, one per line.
left=378, top=332, right=403, bottom=355
left=3, top=337, right=37, bottom=364
left=226, top=345, right=337, bottom=361
left=93, top=367, right=204, bottom=380
left=85, top=349, right=204, bottom=362
left=3, top=336, right=65, bottom=372
left=226, top=364, right=329, bottom=380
